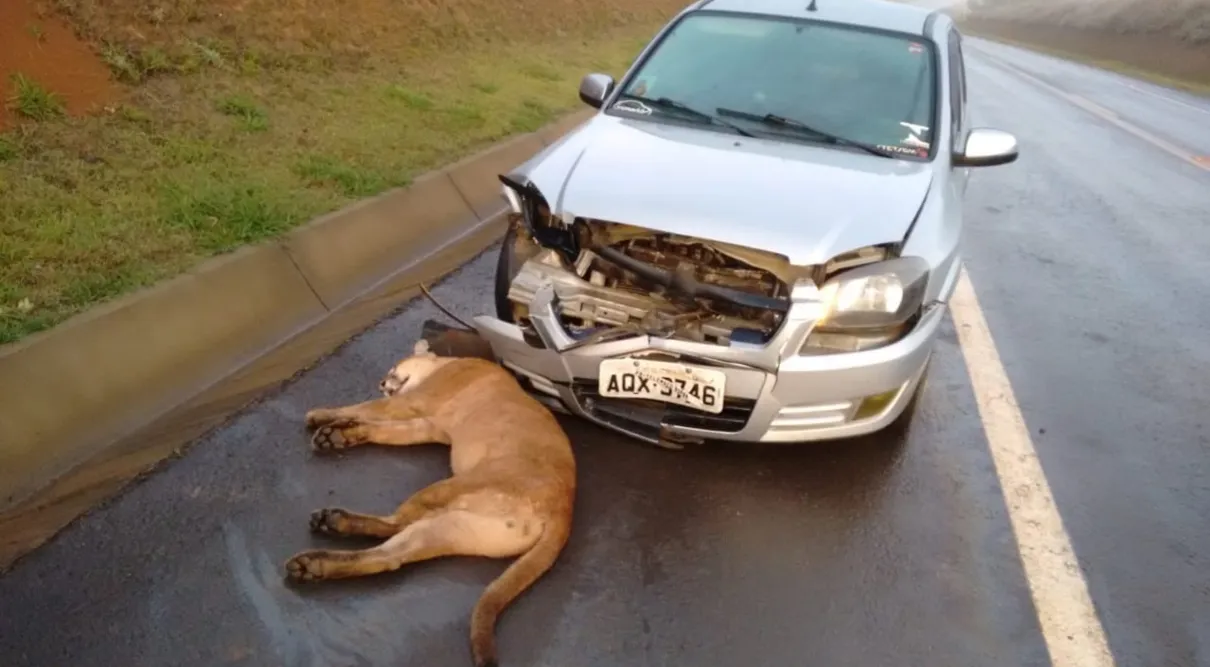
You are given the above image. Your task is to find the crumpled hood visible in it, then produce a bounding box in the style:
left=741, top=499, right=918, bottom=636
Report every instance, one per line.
left=520, top=115, right=935, bottom=267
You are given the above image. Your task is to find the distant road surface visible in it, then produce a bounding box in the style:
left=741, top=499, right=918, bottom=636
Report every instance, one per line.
left=2, top=38, right=1208, bottom=667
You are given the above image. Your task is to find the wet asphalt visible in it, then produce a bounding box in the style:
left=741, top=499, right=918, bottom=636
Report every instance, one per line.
left=1, top=38, right=1208, bottom=667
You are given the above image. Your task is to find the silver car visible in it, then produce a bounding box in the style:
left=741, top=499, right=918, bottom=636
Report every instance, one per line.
left=471, top=0, right=1019, bottom=448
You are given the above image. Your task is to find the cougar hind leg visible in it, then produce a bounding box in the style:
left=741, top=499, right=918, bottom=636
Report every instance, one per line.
left=309, top=508, right=402, bottom=539
left=287, top=484, right=539, bottom=582
left=309, top=475, right=470, bottom=539
left=286, top=507, right=538, bottom=582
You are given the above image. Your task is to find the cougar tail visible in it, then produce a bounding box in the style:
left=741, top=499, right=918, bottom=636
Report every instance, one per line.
left=469, top=511, right=572, bottom=667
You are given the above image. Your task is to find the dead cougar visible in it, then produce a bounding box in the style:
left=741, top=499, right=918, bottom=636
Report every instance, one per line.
left=286, top=339, right=576, bottom=667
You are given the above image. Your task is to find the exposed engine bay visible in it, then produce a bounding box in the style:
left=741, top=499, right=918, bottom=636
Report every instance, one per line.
left=497, top=175, right=895, bottom=347
left=506, top=223, right=788, bottom=345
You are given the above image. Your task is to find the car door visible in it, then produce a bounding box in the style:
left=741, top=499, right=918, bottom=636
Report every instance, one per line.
left=948, top=29, right=971, bottom=195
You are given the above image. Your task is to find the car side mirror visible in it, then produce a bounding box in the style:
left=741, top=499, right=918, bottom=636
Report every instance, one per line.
left=578, top=73, right=615, bottom=109
left=953, top=128, right=1019, bottom=167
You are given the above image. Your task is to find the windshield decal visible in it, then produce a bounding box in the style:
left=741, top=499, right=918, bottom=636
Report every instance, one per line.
left=899, top=122, right=931, bottom=149
left=877, top=144, right=928, bottom=158
left=908, top=42, right=925, bottom=54
left=613, top=99, right=653, bottom=116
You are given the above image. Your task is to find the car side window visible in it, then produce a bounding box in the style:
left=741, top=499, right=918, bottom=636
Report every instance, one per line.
left=947, top=30, right=966, bottom=148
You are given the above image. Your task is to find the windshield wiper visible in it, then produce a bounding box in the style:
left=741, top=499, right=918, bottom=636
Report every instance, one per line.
left=621, top=95, right=756, bottom=137
left=715, top=107, right=898, bottom=158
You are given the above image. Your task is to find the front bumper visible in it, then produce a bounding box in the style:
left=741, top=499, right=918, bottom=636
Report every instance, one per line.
left=472, top=282, right=943, bottom=445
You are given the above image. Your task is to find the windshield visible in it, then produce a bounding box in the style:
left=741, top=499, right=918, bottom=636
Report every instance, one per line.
left=611, top=11, right=938, bottom=159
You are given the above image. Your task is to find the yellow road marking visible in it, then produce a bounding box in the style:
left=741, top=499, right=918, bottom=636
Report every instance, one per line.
left=950, top=268, right=1116, bottom=667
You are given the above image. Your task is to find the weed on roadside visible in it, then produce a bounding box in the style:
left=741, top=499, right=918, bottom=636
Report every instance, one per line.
left=0, top=137, right=18, bottom=162
left=293, top=154, right=409, bottom=197
left=100, top=44, right=142, bottom=82
left=217, top=95, right=269, bottom=132
left=384, top=85, right=434, bottom=110
left=520, top=63, right=564, bottom=82
left=6, top=74, right=66, bottom=121
left=509, top=99, right=556, bottom=133
left=159, top=179, right=302, bottom=252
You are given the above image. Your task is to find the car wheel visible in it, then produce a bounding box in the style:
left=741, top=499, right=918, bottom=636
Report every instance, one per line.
left=494, top=222, right=524, bottom=323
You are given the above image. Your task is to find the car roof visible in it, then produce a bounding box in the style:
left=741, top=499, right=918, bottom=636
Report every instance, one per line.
left=696, top=0, right=938, bottom=37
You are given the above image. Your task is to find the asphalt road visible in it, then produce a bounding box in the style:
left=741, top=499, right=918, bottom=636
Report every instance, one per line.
left=2, top=38, right=1208, bottom=667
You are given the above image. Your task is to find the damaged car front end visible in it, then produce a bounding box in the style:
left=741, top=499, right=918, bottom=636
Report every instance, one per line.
left=469, top=1, right=1018, bottom=447
left=476, top=189, right=943, bottom=447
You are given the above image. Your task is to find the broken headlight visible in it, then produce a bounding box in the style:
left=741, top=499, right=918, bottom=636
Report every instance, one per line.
left=499, top=173, right=579, bottom=264
left=799, top=257, right=930, bottom=355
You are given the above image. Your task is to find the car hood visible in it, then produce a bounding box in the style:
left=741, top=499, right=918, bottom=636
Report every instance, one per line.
left=520, top=115, right=935, bottom=267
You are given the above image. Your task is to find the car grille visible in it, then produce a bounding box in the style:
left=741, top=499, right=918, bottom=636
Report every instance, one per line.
left=570, top=380, right=756, bottom=436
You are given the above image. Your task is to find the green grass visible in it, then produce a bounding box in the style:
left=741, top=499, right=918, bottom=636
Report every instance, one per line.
left=0, top=30, right=650, bottom=345
left=292, top=154, right=408, bottom=198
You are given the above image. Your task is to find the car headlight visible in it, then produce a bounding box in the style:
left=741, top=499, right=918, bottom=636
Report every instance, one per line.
left=799, top=256, right=930, bottom=355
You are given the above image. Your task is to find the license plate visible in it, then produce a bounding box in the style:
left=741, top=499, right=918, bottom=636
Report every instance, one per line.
left=598, top=358, right=726, bottom=414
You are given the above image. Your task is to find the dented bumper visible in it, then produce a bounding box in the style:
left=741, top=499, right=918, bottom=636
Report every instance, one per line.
left=471, top=280, right=944, bottom=446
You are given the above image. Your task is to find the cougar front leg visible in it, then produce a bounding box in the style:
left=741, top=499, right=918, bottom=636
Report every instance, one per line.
left=311, top=417, right=449, bottom=453
left=305, top=397, right=416, bottom=429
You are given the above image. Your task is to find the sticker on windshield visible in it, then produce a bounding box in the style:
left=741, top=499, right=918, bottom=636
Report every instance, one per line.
left=899, top=122, right=931, bottom=149
left=908, top=43, right=925, bottom=54
left=878, top=144, right=928, bottom=158
left=613, top=99, right=653, bottom=116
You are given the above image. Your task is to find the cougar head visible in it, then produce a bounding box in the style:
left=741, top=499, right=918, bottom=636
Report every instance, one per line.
left=379, top=339, right=440, bottom=396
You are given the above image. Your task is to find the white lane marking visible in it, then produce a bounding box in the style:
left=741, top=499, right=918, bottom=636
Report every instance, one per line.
left=970, top=45, right=1210, bottom=173
left=950, top=268, right=1116, bottom=667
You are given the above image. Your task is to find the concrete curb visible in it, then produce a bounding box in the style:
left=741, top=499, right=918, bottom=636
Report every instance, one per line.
left=0, top=107, right=595, bottom=570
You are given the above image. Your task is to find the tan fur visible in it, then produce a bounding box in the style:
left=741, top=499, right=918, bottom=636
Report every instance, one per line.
left=285, top=339, right=576, bottom=667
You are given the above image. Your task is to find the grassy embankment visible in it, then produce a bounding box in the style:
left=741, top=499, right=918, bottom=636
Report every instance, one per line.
left=956, top=0, right=1210, bottom=93
left=0, top=0, right=685, bottom=344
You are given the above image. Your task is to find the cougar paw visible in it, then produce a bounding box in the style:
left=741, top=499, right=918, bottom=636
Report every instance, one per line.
left=311, top=422, right=363, bottom=452
left=310, top=508, right=351, bottom=535
left=305, top=409, right=338, bottom=429
left=285, top=551, right=327, bottom=583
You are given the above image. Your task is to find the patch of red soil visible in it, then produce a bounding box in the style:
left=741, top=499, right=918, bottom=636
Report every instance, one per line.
left=0, top=0, right=120, bottom=130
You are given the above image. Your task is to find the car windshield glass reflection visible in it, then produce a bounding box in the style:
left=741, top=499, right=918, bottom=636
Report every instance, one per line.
left=611, top=12, right=938, bottom=159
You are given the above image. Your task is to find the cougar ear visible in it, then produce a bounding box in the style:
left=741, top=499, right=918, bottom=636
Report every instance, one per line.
left=412, top=338, right=433, bottom=356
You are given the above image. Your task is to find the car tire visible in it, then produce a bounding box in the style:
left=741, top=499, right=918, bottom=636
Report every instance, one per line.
left=494, top=222, right=524, bottom=323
